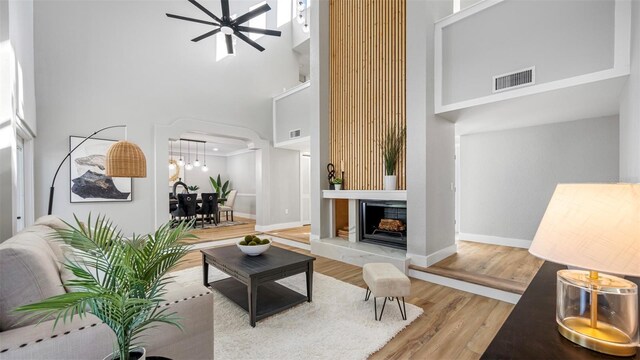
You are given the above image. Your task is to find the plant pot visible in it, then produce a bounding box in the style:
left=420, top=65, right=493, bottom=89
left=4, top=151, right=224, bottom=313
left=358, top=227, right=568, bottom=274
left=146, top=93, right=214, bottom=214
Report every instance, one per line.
left=334, top=184, right=342, bottom=190
left=104, top=348, right=146, bottom=360
left=383, top=175, right=397, bottom=190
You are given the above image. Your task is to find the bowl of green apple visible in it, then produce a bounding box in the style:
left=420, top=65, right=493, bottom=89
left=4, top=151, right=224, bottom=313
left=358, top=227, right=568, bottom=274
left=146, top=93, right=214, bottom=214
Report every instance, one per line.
left=237, top=235, right=271, bottom=256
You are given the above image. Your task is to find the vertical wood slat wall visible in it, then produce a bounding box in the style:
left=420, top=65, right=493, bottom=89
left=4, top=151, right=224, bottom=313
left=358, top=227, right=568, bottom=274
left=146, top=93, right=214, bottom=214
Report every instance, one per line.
left=329, top=0, right=406, bottom=190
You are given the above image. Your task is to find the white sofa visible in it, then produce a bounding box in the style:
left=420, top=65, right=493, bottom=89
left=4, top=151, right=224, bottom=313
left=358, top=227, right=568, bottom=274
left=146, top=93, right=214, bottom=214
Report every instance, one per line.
left=0, top=216, right=214, bottom=360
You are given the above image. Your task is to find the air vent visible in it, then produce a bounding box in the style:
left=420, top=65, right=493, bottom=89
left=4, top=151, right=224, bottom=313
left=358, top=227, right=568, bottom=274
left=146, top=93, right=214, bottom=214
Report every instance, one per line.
left=492, top=67, right=535, bottom=93
left=289, top=129, right=301, bottom=139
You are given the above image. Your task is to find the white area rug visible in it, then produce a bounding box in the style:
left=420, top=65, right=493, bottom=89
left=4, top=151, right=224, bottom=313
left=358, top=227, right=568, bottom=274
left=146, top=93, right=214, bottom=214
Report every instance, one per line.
left=171, top=266, right=423, bottom=360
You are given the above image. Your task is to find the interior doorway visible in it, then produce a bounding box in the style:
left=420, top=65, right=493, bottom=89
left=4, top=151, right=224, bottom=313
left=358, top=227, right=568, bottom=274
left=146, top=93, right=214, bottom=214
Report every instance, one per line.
left=154, top=118, right=271, bottom=230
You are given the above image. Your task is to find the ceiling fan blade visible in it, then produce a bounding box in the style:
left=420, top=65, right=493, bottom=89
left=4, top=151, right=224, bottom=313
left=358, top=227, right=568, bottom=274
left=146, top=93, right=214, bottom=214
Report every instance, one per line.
left=234, top=30, right=265, bottom=52
left=225, top=34, right=234, bottom=54
left=191, top=28, right=221, bottom=42
left=232, top=3, right=271, bottom=25
left=187, top=0, right=223, bottom=23
left=221, top=0, right=230, bottom=20
left=166, top=13, right=219, bottom=26
left=236, top=26, right=281, bottom=37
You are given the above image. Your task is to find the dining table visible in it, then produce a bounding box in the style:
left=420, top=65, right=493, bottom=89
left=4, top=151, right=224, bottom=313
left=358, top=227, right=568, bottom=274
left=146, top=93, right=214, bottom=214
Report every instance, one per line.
left=169, top=196, right=227, bottom=206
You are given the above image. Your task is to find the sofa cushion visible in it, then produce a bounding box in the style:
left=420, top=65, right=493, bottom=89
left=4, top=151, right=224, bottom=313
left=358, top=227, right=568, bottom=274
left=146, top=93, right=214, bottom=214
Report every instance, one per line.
left=17, top=225, right=66, bottom=267
left=0, top=240, right=66, bottom=331
left=32, top=215, right=73, bottom=263
left=34, top=215, right=70, bottom=231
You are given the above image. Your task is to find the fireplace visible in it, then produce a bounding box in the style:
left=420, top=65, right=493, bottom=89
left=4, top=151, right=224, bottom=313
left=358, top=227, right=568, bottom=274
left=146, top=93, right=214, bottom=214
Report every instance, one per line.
left=359, top=200, right=407, bottom=250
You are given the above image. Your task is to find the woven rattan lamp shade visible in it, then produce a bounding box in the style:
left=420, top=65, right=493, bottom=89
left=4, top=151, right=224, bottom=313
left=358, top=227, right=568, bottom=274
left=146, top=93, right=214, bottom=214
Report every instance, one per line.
left=105, top=140, right=147, bottom=178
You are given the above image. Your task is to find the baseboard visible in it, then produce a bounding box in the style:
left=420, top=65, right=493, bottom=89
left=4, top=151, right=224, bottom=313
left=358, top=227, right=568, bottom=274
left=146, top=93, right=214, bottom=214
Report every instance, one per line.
left=408, top=269, right=521, bottom=304
left=233, top=212, right=256, bottom=220
left=270, top=236, right=311, bottom=251
left=459, top=233, right=531, bottom=249
left=255, top=221, right=304, bottom=232
left=408, top=244, right=458, bottom=267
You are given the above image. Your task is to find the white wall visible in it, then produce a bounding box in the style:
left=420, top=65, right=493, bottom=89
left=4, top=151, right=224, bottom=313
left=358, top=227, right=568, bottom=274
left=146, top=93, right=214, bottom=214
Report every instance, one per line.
left=274, top=82, right=310, bottom=144
left=227, top=151, right=257, bottom=217
left=267, top=147, right=301, bottom=225
left=33, top=0, right=300, bottom=234
left=442, top=0, right=615, bottom=105
left=619, top=0, right=640, bottom=183
left=1, top=0, right=36, bottom=241
left=309, top=0, right=331, bottom=241
left=406, top=0, right=456, bottom=266
left=0, top=0, right=12, bottom=242
left=460, top=116, right=620, bottom=244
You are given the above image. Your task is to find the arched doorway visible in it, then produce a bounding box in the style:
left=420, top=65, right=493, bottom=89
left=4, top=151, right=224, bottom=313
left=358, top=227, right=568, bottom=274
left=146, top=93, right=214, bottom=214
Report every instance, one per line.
left=154, top=118, right=271, bottom=229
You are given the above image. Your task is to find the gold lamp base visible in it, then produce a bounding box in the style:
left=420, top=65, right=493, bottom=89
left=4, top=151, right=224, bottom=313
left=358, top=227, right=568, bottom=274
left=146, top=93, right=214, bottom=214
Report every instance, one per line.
left=558, top=317, right=637, bottom=356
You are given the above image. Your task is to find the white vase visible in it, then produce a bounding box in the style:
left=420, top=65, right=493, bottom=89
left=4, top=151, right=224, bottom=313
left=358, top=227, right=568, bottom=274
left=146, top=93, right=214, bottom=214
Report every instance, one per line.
left=334, top=184, right=342, bottom=190
left=383, top=175, right=397, bottom=190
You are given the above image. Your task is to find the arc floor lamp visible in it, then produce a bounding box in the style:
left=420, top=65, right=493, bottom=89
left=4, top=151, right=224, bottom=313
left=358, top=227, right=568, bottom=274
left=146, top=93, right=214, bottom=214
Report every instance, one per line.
left=47, top=125, right=147, bottom=215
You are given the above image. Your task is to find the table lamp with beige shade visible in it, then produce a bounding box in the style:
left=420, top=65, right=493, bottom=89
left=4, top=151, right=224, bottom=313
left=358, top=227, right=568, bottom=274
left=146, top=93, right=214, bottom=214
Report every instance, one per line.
left=529, top=183, right=640, bottom=356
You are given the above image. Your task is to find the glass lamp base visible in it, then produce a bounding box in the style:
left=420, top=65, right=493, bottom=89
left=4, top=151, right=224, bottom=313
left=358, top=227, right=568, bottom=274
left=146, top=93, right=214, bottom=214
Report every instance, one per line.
left=558, top=317, right=636, bottom=356
left=556, top=270, right=638, bottom=357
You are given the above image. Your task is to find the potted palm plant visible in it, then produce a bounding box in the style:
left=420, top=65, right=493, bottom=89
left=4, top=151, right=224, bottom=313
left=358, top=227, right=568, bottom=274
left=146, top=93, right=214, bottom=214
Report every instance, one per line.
left=209, top=174, right=231, bottom=204
left=15, top=215, right=195, bottom=360
left=380, top=125, right=406, bottom=190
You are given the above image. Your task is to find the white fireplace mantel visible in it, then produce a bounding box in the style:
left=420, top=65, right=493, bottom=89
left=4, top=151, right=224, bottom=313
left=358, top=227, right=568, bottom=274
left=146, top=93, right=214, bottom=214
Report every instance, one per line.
left=311, top=189, right=410, bottom=272
left=322, top=190, right=407, bottom=201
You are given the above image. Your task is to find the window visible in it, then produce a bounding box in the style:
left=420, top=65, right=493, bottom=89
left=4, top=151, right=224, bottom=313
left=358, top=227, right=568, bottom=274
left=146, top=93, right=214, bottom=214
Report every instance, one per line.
left=248, top=2, right=267, bottom=41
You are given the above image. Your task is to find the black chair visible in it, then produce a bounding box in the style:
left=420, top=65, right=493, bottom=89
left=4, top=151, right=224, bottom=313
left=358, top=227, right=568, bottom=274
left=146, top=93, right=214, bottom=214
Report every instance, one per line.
left=171, top=193, right=198, bottom=222
left=196, top=193, right=219, bottom=228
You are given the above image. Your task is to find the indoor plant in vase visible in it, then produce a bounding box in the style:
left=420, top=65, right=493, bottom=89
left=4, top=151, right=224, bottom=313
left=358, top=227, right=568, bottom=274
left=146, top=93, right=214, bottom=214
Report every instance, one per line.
left=332, top=178, right=343, bottom=190
left=15, top=215, right=194, bottom=360
left=187, top=185, right=200, bottom=192
left=380, top=125, right=406, bottom=190
left=209, top=174, right=231, bottom=204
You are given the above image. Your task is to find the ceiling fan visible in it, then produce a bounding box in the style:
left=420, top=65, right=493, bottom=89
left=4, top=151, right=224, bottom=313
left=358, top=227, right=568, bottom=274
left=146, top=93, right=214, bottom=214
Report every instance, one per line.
left=166, top=0, right=282, bottom=54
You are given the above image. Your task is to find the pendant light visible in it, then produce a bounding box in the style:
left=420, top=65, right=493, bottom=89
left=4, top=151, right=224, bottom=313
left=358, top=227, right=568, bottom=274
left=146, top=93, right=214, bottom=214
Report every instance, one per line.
left=185, top=141, right=193, bottom=170
left=178, top=139, right=185, bottom=166
left=194, top=142, right=201, bottom=167
left=169, top=141, right=176, bottom=170
left=202, top=143, right=209, bottom=172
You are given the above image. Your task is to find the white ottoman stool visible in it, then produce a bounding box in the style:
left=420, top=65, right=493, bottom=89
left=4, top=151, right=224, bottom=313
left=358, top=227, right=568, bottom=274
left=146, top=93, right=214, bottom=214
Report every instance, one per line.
left=363, top=263, right=410, bottom=321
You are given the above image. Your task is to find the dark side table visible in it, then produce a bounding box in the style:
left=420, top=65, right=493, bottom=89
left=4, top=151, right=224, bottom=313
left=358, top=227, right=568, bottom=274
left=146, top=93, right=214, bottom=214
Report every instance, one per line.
left=482, top=262, right=639, bottom=359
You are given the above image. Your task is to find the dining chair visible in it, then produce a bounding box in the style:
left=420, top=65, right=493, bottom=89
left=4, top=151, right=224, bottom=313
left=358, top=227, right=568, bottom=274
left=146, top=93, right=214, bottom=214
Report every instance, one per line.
left=171, top=193, right=198, bottom=222
left=219, top=189, right=237, bottom=222
left=197, top=193, right=219, bottom=228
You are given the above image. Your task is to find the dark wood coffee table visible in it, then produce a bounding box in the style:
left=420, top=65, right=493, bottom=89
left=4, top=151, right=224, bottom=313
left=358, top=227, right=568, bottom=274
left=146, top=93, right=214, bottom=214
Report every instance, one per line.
left=201, top=245, right=316, bottom=327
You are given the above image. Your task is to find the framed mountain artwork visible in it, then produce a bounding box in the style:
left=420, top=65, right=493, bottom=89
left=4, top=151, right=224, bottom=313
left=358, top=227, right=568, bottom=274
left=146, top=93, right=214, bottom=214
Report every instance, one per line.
left=69, top=136, right=132, bottom=203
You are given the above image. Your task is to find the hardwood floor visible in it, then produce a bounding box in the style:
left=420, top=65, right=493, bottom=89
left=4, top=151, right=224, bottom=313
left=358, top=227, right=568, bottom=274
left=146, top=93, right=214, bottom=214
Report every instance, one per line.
left=173, top=242, right=516, bottom=359
left=186, top=217, right=258, bottom=244
left=264, top=225, right=311, bottom=244
left=411, top=240, right=544, bottom=294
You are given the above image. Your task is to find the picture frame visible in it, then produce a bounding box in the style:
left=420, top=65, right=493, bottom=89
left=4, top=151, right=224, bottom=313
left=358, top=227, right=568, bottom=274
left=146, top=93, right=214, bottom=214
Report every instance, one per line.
left=69, top=136, right=133, bottom=203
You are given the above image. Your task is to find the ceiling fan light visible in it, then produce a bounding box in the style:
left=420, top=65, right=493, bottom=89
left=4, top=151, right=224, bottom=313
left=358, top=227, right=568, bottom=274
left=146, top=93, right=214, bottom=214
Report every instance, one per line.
left=221, top=26, right=233, bottom=35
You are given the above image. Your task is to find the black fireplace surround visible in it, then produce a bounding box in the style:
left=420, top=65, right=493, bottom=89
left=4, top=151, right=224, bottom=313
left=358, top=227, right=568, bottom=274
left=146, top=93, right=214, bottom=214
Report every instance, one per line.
left=359, top=200, right=407, bottom=250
